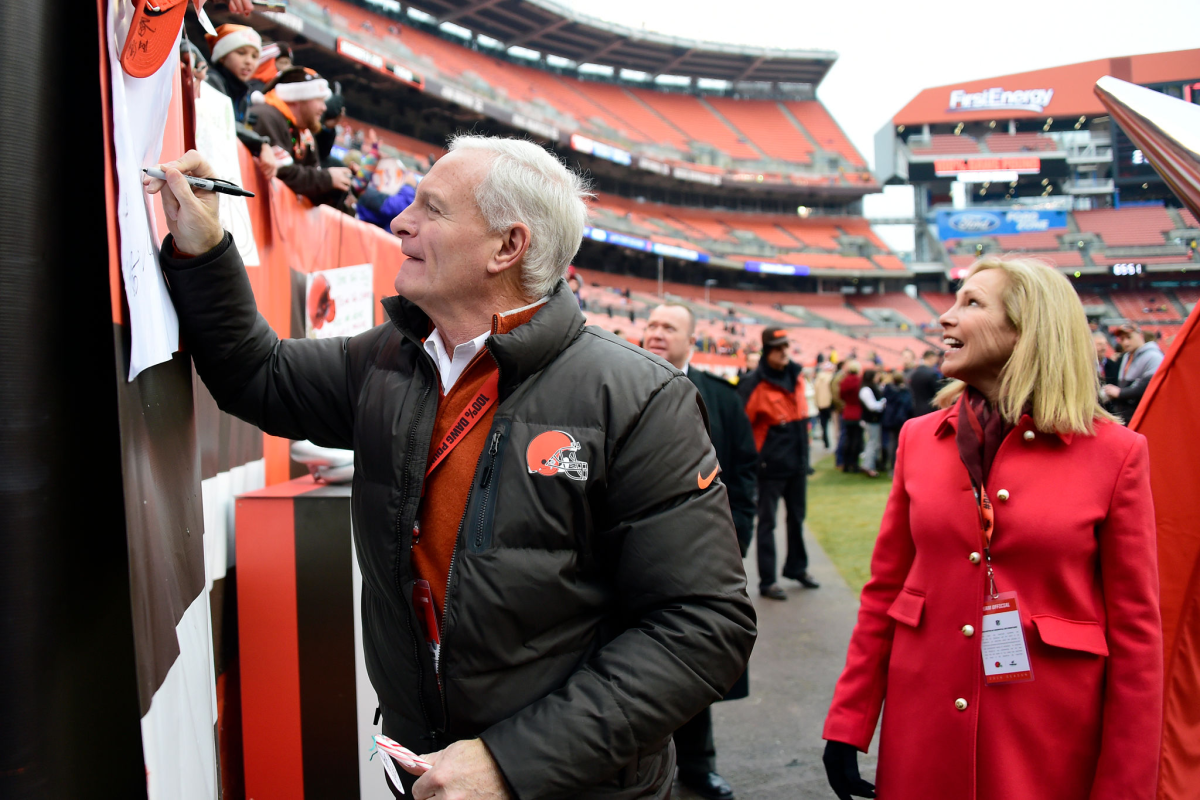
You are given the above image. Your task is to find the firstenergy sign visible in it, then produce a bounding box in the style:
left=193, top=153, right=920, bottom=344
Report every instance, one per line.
left=948, top=87, right=1055, bottom=114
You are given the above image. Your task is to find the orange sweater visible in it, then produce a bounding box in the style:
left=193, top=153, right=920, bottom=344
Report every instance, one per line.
left=412, top=304, right=541, bottom=620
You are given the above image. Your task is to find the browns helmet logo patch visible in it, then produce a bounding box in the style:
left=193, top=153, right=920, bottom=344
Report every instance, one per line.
left=526, top=430, right=588, bottom=481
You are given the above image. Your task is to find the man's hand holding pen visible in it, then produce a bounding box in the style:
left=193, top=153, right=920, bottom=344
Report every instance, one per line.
left=142, top=150, right=225, bottom=256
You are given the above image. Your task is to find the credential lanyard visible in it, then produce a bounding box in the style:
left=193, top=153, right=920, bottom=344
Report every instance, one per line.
left=973, top=482, right=999, bottom=599
left=424, top=371, right=500, bottom=482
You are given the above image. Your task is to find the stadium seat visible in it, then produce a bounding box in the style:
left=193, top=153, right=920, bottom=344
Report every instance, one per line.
left=908, top=134, right=980, bottom=155
left=704, top=97, right=815, bottom=164
left=1075, top=206, right=1174, bottom=248
left=781, top=101, right=865, bottom=167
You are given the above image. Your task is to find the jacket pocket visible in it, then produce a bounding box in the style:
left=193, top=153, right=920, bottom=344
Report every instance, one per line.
left=465, top=417, right=510, bottom=554
left=1031, top=615, right=1109, bottom=656
left=886, top=587, right=925, bottom=627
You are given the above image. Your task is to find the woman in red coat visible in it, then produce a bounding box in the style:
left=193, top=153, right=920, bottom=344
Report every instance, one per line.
left=822, top=256, right=1162, bottom=800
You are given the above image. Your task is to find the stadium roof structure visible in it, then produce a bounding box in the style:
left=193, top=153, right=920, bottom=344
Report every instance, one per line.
left=398, top=0, right=838, bottom=84
left=892, top=48, right=1200, bottom=126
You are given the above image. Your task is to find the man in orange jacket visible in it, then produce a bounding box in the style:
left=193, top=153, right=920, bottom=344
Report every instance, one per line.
left=737, top=329, right=819, bottom=599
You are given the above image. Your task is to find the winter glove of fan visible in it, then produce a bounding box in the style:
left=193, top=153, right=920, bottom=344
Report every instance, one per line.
left=823, top=740, right=875, bottom=800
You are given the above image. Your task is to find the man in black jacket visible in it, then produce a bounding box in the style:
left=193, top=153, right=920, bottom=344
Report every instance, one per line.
left=907, top=348, right=943, bottom=417
left=644, top=303, right=756, bottom=800
left=738, top=330, right=819, bottom=599
left=144, top=139, right=755, bottom=800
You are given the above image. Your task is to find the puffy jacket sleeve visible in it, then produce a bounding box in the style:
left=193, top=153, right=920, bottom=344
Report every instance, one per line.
left=822, top=420, right=917, bottom=751
left=161, top=232, right=372, bottom=449
left=479, top=375, right=757, bottom=799
left=1089, top=435, right=1162, bottom=799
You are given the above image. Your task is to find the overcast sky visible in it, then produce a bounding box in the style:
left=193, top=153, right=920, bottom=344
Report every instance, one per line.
left=561, top=0, right=1200, bottom=169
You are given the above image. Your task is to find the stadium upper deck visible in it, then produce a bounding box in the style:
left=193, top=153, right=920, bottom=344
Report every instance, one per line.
left=231, top=0, right=874, bottom=194
left=876, top=49, right=1200, bottom=207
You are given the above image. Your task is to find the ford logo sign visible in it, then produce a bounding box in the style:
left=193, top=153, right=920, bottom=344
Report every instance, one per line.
left=949, top=213, right=1001, bottom=233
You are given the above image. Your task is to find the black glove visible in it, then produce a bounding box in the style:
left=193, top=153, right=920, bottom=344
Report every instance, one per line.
left=823, top=740, right=875, bottom=800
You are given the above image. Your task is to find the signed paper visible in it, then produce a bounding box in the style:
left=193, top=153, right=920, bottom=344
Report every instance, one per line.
left=107, top=0, right=181, bottom=380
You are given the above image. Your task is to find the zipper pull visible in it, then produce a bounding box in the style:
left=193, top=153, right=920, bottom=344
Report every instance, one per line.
left=480, top=431, right=503, bottom=486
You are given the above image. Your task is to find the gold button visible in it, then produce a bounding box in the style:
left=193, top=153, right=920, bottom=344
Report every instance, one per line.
left=955, top=698, right=968, bottom=711
left=962, top=625, right=975, bottom=637
left=1023, top=430, right=1035, bottom=441
left=968, top=551, right=982, bottom=564
left=996, top=489, right=1010, bottom=502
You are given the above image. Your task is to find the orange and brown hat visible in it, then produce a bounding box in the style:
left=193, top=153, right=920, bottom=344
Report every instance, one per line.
left=762, top=328, right=789, bottom=350
left=120, top=0, right=189, bottom=79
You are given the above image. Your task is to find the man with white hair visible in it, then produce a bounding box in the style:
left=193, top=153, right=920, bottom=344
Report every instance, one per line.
left=145, top=136, right=755, bottom=800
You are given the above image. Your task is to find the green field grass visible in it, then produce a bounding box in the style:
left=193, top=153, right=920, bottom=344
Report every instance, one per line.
left=806, top=453, right=893, bottom=593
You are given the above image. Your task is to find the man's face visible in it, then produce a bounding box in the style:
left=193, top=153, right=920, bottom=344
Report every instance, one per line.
left=643, top=306, right=695, bottom=369
left=390, top=149, right=501, bottom=308
left=275, top=55, right=293, bottom=72
left=765, top=345, right=790, bottom=370
left=1094, top=335, right=1109, bottom=359
left=221, top=45, right=259, bottom=83
left=1116, top=330, right=1145, bottom=353
left=291, top=97, right=327, bottom=132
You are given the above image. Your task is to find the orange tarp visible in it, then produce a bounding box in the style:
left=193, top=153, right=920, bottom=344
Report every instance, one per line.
left=1130, top=300, right=1200, bottom=800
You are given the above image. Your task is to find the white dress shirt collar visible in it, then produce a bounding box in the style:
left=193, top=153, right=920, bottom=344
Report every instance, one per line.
left=424, top=296, right=549, bottom=393
left=424, top=329, right=490, bottom=393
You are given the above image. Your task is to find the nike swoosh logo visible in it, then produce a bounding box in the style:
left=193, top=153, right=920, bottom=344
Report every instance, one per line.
left=698, top=466, right=719, bottom=490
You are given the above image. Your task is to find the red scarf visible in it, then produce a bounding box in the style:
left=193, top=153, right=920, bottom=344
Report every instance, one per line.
left=955, top=387, right=1012, bottom=488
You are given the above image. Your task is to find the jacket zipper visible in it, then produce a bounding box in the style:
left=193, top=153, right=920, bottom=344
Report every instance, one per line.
left=475, top=431, right=503, bottom=548
left=394, top=381, right=436, bottom=742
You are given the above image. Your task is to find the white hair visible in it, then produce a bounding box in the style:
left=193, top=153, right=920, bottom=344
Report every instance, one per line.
left=447, top=135, right=592, bottom=298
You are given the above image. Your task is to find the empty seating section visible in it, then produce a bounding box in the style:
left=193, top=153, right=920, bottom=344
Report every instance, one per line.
left=704, top=98, right=814, bottom=164
left=871, top=254, right=907, bottom=271
left=1174, top=287, right=1200, bottom=310
left=805, top=305, right=875, bottom=327
left=921, top=293, right=957, bottom=316
left=669, top=215, right=738, bottom=243
left=949, top=254, right=977, bottom=269
left=731, top=221, right=804, bottom=249
left=869, top=336, right=941, bottom=358
left=779, top=221, right=841, bottom=250
left=1180, top=208, right=1200, bottom=229
left=908, top=134, right=980, bottom=155
left=851, top=293, right=936, bottom=325
left=582, top=83, right=691, bottom=151
left=782, top=101, right=865, bottom=166
left=984, top=133, right=1058, bottom=152
left=1109, top=291, right=1181, bottom=321
left=628, top=90, right=760, bottom=160
left=991, top=231, right=1065, bottom=250
left=1075, top=206, right=1173, bottom=247
left=837, top=218, right=888, bottom=249
left=736, top=303, right=804, bottom=324
left=1024, top=250, right=1084, bottom=268
left=1092, top=253, right=1193, bottom=266
left=312, top=0, right=879, bottom=172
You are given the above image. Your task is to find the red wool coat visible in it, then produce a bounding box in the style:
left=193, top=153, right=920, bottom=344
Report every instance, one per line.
left=824, top=400, right=1163, bottom=800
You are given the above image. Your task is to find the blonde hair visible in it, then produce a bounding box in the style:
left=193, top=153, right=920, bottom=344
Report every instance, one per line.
left=843, top=359, right=862, bottom=374
left=935, top=256, right=1117, bottom=434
